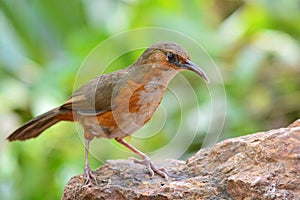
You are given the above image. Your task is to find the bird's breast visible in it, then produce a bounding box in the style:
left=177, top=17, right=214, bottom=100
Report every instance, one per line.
left=79, top=66, right=179, bottom=139
left=110, top=78, right=166, bottom=135
left=110, top=67, right=178, bottom=136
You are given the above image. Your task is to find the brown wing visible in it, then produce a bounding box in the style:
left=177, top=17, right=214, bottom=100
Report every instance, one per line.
left=60, top=69, right=127, bottom=115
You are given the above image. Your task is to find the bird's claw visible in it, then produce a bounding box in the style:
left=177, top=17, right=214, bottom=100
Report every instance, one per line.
left=83, top=165, right=97, bottom=185
left=130, top=157, right=168, bottom=180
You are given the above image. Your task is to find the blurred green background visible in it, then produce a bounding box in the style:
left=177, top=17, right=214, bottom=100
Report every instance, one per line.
left=0, top=0, right=299, bottom=199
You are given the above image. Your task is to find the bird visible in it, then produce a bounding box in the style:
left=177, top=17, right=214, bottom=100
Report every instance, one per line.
left=7, top=41, right=209, bottom=184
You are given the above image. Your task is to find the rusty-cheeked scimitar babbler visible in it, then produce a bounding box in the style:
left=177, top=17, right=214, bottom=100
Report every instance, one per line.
left=7, top=41, right=209, bottom=184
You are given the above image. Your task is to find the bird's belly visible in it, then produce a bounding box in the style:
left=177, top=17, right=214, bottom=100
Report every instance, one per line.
left=79, top=83, right=165, bottom=139
left=78, top=102, right=162, bottom=140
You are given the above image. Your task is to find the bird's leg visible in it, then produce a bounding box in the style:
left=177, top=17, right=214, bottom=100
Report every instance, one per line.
left=115, top=138, right=168, bottom=179
left=83, top=139, right=97, bottom=185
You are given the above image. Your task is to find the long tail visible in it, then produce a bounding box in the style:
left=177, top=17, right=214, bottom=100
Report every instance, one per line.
left=7, top=107, right=62, bottom=141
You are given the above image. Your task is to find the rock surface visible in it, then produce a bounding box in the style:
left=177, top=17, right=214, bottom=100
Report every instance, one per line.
left=62, top=119, right=300, bottom=200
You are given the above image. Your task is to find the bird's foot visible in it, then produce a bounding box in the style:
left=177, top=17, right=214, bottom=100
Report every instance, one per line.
left=83, top=164, right=97, bottom=185
left=130, top=157, right=168, bottom=180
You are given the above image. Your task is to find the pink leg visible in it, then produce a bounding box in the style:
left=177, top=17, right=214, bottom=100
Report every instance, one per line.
left=115, top=138, right=168, bottom=179
left=83, top=139, right=97, bottom=185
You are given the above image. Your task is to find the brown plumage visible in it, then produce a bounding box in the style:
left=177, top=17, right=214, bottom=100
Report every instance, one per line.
left=7, top=41, right=209, bottom=184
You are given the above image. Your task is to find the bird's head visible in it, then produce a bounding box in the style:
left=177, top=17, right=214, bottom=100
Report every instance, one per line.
left=137, top=41, right=209, bottom=82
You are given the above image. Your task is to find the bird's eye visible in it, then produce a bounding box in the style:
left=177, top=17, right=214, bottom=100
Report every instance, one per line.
left=166, top=52, right=177, bottom=63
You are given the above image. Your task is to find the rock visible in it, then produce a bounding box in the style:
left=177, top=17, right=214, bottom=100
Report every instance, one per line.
left=62, top=119, right=300, bottom=199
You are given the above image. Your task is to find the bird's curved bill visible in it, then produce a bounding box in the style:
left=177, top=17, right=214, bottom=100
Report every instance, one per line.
left=184, top=60, right=209, bottom=83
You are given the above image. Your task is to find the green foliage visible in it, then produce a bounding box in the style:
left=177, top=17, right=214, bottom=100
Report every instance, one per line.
left=0, top=0, right=299, bottom=199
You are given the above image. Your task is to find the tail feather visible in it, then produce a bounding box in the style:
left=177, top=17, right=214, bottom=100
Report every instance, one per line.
left=7, top=108, right=61, bottom=141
